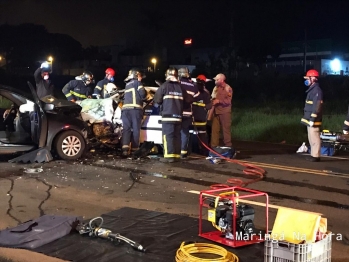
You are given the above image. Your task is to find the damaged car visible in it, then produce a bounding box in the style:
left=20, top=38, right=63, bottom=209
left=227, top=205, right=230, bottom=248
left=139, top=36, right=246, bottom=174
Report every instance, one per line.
left=0, top=82, right=89, bottom=163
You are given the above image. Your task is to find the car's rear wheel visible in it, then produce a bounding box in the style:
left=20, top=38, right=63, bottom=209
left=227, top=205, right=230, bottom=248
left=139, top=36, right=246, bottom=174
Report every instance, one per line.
left=54, top=130, right=85, bottom=160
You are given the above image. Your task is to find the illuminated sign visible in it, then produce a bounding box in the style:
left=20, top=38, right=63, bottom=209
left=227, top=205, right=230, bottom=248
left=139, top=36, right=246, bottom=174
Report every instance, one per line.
left=184, top=38, right=192, bottom=45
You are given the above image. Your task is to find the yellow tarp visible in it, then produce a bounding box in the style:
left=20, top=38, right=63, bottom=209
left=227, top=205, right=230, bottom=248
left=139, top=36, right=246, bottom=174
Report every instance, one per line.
left=271, top=208, right=323, bottom=244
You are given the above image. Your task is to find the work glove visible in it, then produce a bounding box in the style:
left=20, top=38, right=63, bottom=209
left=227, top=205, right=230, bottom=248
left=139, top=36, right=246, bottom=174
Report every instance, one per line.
left=40, top=61, right=50, bottom=69
left=343, top=130, right=349, bottom=135
left=308, top=121, right=314, bottom=127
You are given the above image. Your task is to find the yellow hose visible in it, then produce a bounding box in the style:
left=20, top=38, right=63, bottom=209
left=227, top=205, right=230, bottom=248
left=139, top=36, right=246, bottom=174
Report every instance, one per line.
left=175, top=242, right=239, bottom=262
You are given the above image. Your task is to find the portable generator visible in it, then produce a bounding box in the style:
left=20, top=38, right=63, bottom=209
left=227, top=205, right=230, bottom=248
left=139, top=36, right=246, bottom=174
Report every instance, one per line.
left=208, top=197, right=255, bottom=240
left=199, top=186, right=269, bottom=248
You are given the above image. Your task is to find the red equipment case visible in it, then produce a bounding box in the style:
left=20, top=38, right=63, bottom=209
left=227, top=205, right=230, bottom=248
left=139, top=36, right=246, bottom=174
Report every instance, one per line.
left=199, top=186, right=269, bottom=248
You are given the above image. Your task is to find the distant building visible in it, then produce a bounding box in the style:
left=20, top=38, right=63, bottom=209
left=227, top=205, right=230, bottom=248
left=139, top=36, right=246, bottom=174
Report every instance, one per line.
left=265, top=39, right=349, bottom=75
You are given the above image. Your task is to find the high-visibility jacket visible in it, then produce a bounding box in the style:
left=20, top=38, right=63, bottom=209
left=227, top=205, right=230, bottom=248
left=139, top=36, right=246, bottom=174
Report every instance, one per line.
left=301, top=83, right=323, bottom=127
left=121, top=79, right=146, bottom=110
left=62, top=80, right=92, bottom=101
left=179, top=77, right=199, bottom=118
left=154, top=80, right=192, bottom=123
left=93, top=78, right=111, bottom=99
left=192, top=90, right=212, bottom=125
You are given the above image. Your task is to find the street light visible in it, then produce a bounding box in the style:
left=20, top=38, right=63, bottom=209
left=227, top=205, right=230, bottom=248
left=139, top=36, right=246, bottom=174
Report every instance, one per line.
left=48, top=56, right=53, bottom=73
left=151, top=58, right=157, bottom=72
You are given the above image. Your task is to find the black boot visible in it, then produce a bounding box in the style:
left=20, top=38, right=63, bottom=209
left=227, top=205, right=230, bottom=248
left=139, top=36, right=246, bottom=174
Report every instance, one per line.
left=305, top=156, right=320, bottom=162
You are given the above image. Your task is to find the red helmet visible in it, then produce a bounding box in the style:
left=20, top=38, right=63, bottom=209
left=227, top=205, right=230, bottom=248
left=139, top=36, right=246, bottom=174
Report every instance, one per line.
left=105, top=68, right=115, bottom=77
left=196, top=74, right=207, bottom=81
left=305, top=69, right=319, bottom=78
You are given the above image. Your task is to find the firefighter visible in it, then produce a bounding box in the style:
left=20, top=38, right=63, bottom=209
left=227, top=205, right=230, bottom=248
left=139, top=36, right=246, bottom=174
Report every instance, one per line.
left=121, top=68, right=147, bottom=157
left=301, top=69, right=323, bottom=162
left=343, top=105, right=349, bottom=134
left=153, top=68, right=193, bottom=163
left=34, top=61, right=54, bottom=99
left=62, top=71, right=94, bottom=102
left=192, top=74, right=212, bottom=155
left=178, top=67, right=199, bottom=159
left=93, top=68, right=116, bottom=99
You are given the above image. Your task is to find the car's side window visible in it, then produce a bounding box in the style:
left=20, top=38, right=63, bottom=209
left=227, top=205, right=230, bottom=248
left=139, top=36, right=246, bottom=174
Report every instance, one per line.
left=0, top=95, right=12, bottom=109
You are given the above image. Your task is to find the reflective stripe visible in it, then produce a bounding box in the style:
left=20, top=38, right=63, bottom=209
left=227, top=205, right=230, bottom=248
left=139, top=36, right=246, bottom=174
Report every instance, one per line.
left=122, top=145, right=129, bottom=149
left=138, top=85, right=144, bottom=90
left=344, top=120, right=349, bottom=126
left=193, top=122, right=207, bottom=126
left=165, top=154, right=180, bottom=158
left=122, top=104, right=142, bottom=108
left=306, top=100, right=313, bottom=104
left=71, top=91, right=87, bottom=99
left=163, top=134, right=168, bottom=157
left=96, top=85, right=102, bottom=90
left=311, top=113, right=317, bottom=117
left=301, top=118, right=322, bottom=126
left=193, top=102, right=205, bottom=107
left=161, top=118, right=182, bottom=122
left=125, top=88, right=136, bottom=105
left=163, top=95, right=183, bottom=100
left=181, top=150, right=187, bottom=154
left=65, top=93, right=72, bottom=98
left=183, top=111, right=192, bottom=116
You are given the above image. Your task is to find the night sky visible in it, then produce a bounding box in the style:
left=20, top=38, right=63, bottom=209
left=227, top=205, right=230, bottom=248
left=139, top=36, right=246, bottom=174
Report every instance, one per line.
left=1, top=0, right=348, bottom=48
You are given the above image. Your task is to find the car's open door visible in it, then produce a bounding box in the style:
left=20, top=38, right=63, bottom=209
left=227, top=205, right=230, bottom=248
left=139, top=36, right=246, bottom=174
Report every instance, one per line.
left=8, top=82, right=52, bottom=163
left=27, top=81, right=48, bottom=147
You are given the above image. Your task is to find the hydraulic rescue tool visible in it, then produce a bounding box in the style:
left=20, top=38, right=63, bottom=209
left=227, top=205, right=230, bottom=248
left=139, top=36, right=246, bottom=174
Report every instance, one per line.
left=76, top=217, right=146, bottom=252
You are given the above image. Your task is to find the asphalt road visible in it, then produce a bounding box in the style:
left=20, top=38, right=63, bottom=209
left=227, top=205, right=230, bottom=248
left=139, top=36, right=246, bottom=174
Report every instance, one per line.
left=0, top=140, right=348, bottom=262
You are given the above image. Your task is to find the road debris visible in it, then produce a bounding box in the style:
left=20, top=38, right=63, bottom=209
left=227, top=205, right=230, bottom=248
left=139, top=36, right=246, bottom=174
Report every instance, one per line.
left=23, top=167, right=43, bottom=173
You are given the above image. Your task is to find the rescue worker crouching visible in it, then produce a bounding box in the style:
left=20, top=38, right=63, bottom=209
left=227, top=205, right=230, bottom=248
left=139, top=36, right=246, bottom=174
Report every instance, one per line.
left=121, top=68, right=147, bottom=157
left=93, top=67, right=116, bottom=99
left=178, top=67, right=199, bottom=159
left=192, top=74, right=212, bottom=156
left=62, top=71, right=94, bottom=102
left=300, top=69, right=323, bottom=162
left=153, top=68, right=193, bottom=163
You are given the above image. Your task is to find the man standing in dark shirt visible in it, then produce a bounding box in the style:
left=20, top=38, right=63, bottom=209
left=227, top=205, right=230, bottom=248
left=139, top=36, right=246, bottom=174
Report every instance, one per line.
left=34, top=62, right=54, bottom=99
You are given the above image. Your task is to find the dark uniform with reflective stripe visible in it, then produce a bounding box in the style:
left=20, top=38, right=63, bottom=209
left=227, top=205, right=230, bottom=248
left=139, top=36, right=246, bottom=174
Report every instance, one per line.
left=301, top=82, right=323, bottom=158
left=93, top=78, right=111, bottom=99
left=301, top=83, right=323, bottom=127
left=62, top=80, right=92, bottom=101
left=154, top=80, right=188, bottom=160
left=179, top=77, right=199, bottom=157
left=121, top=79, right=146, bottom=154
left=192, top=89, right=212, bottom=155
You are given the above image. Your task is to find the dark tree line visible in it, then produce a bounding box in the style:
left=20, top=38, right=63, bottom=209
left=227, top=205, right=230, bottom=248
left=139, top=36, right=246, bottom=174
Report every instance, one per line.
left=0, top=23, right=110, bottom=73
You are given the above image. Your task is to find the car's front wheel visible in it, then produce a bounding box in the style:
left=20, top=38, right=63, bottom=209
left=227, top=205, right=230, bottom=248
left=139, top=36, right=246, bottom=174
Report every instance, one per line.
left=54, top=130, right=86, bottom=160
